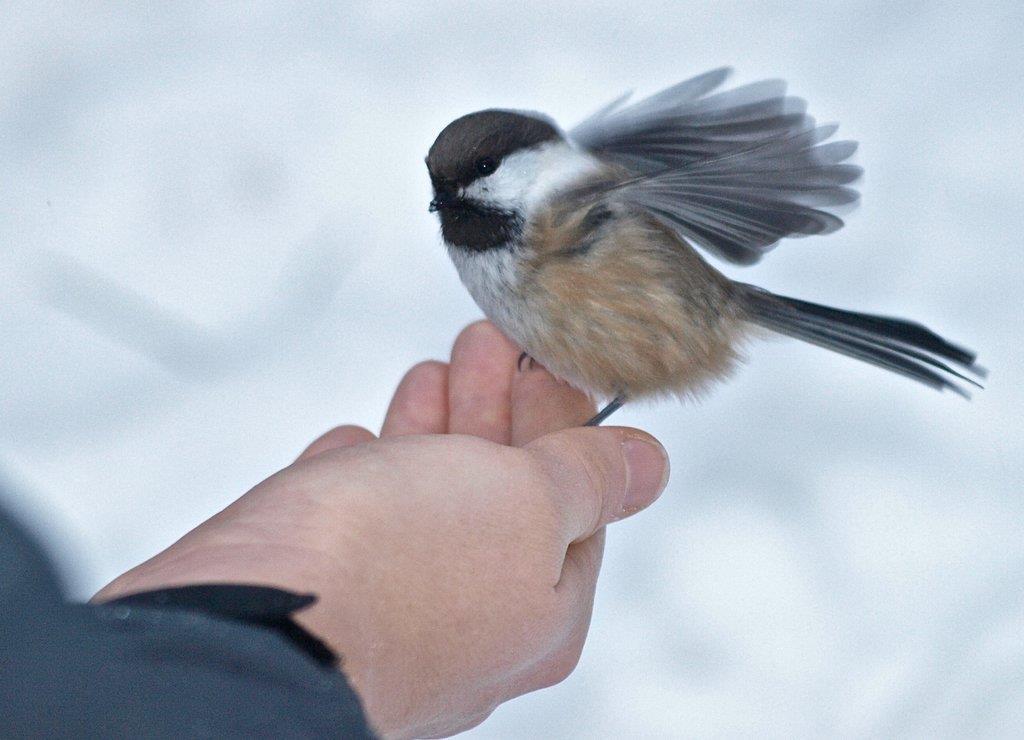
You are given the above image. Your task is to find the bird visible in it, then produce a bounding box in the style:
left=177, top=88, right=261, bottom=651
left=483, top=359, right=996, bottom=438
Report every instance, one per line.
left=425, top=67, right=983, bottom=426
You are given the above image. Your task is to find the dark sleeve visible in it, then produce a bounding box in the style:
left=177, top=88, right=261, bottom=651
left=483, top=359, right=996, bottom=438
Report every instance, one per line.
left=0, top=504, right=375, bottom=739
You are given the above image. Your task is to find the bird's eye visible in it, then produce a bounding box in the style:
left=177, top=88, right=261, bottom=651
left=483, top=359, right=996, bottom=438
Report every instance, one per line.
left=475, top=157, right=497, bottom=176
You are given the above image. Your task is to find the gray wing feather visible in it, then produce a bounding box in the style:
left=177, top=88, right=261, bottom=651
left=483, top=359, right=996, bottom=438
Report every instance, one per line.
left=570, top=68, right=861, bottom=265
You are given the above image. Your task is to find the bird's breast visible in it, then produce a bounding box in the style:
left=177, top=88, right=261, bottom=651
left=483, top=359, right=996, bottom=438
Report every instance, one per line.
left=447, top=215, right=747, bottom=401
left=447, top=243, right=538, bottom=349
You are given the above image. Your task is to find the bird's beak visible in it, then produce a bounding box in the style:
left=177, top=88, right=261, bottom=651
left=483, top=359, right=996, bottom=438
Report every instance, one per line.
left=429, top=192, right=454, bottom=212
left=429, top=182, right=457, bottom=213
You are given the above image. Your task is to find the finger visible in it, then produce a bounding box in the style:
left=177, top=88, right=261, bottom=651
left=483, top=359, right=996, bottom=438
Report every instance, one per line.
left=447, top=320, right=521, bottom=443
left=381, top=360, right=449, bottom=437
left=510, top=361, right=594, bottom=447
left=296, top=425, right=376, bottom=461
left=525, top=427, right=669, bottom=544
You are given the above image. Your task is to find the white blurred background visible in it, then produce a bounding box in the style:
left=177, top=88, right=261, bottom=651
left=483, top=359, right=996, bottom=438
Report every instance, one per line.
left=2, top=2, right=1023, bottom=736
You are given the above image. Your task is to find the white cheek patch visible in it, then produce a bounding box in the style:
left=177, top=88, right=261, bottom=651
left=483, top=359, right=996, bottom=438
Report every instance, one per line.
left=462, top=153, right=537, bottom=209
left=462, top=141, right=601, bottom=216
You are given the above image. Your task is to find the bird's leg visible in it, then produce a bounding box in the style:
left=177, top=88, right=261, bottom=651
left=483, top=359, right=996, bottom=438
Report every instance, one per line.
left=584, top=395, right=626, bottom=427
left=515, top=353, right=623, bottom=425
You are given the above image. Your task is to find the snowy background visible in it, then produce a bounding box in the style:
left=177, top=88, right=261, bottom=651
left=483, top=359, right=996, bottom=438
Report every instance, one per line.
left=3, top=2, right=1023, bottom=736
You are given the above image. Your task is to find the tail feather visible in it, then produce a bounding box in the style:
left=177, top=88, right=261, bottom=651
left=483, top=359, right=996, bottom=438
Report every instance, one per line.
left=738, top=284, right=984, bottom=397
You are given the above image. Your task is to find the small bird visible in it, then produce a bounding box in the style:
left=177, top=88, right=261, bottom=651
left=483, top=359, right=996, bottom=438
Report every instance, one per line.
left=426, top=68, right=983, bottom=425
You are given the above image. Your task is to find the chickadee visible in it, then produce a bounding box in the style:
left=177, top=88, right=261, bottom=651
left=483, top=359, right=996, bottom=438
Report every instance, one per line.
left=426, top=67, right=983, bottom=425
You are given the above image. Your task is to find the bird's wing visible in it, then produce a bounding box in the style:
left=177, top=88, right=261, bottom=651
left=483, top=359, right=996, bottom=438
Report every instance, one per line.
left=569, top=68, right=861, bottom=265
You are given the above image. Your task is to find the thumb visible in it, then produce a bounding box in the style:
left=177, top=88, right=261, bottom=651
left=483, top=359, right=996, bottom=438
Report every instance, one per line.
left=525, top=426, right=670, bottom=543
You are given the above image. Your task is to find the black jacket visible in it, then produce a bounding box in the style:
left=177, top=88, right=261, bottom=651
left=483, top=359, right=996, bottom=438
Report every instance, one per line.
left=0, top=502, right=374, bottom=738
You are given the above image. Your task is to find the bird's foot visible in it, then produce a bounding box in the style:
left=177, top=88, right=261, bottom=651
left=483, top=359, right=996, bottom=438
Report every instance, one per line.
left=517, top=352, right=537, bottom=372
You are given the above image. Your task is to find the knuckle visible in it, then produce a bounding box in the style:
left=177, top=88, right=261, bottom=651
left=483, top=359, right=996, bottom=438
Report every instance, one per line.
left=399, top=361, right=447, bottom=397
left=528, top=436, right=611, bottom=530
left=406, top=359, right=446, bottom=379
left=458, top=319, right=498, bottom=345
left=578, top=446, right=612, bottom=499
left=336, top=423, right=370, bottom=436
left=318, top=424, right=352, bottom=439
left=567, top=442, right=613, bottom=525
left=300, top=424, right=374, bottom=458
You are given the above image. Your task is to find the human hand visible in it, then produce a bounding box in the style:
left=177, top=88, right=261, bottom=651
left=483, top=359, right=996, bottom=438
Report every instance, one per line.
left=95, top=321, right=669, bottom=738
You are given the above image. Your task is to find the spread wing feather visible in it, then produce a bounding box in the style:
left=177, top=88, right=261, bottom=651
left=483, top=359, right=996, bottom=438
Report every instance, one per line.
left=570, top=68, right=861, bottom=264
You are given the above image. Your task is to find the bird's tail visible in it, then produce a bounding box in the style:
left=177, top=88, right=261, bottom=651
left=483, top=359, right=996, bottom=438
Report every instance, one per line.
left=736, top=284, right=985, bottom=397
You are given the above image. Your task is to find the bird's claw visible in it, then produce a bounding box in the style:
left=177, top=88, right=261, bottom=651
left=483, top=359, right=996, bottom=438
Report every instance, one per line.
left=517, top=352, right=536, bottom=372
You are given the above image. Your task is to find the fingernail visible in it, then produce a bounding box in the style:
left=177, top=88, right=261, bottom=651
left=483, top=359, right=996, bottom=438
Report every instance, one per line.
left=621, top=436, right=670, bottom=515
